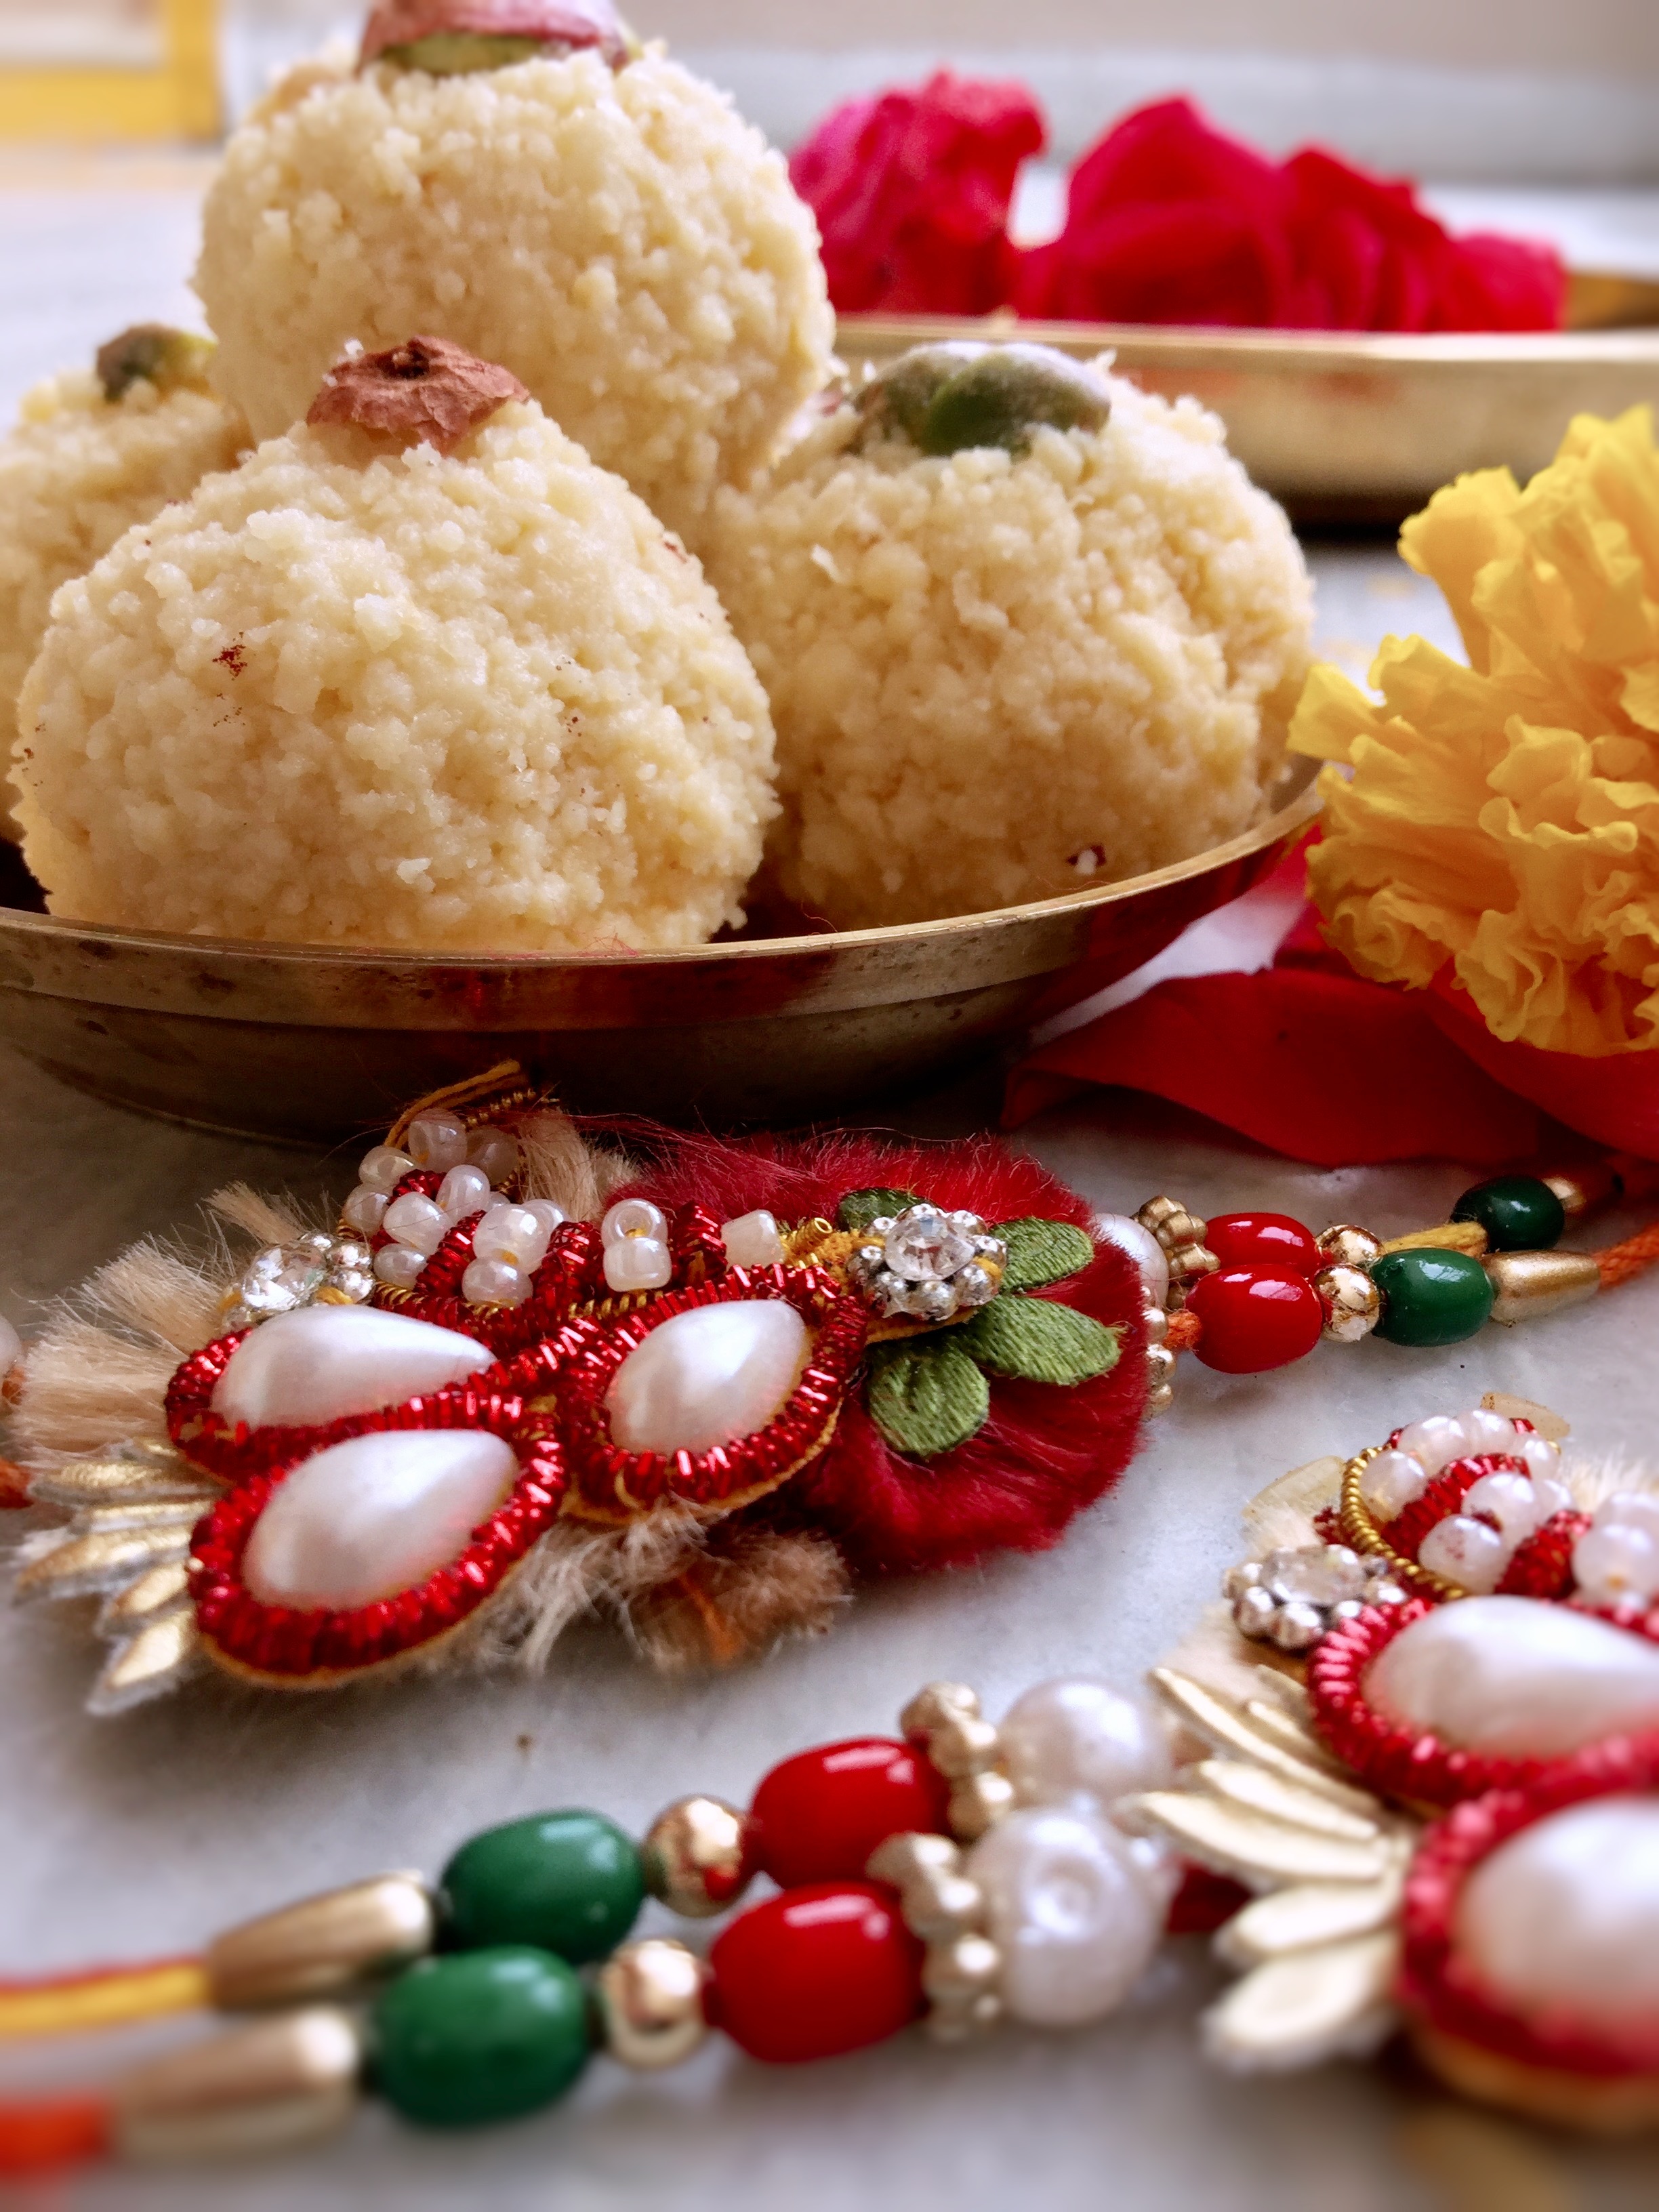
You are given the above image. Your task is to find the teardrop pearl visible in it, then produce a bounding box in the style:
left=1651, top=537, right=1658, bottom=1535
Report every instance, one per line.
left=243, top=1429, right=518, bottom=1609
left=966, top=1807, right=1170, bottom=2028
left=1091, top=1215, right=1168, bottom=1305
left=1456, top=1796, right=1659, bottom=2024
left=1365, top=1595, right=1659, bottom=1759
left=212, top=1306, right=491, bottom=1429
left=605, top=1301, right=808, bottom=1456
left=1000, top=1680, right=1174, bottom=1815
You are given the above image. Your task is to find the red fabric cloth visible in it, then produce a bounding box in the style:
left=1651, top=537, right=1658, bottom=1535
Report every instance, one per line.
left=1014, top=97, right=1565, bottom=333
left=790, top=70, right=1046, bottom=315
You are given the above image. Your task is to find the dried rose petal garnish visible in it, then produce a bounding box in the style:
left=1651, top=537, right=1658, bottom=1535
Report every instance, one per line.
left=360, top=0, right=628, bottom=68
left=306, top=336, right=529, bottom=453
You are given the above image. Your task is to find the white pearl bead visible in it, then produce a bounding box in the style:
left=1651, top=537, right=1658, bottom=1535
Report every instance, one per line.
left=436, top=1164, right=493, bottom=1221
left=605, top=1236, right=672, bottom=1294
left=1572, top=1521, right=1659, bottom=1609
left=1456, top=1796, right=1659, bottom=2026
left=0, top=1313, right=20, bottom=1376
left=603, top=1200, right=668, bottom=1247
left=373, top=1244, right=427, bottom=1290
left=721, top=1210, right=785, bottom=1269
left=1517, top=1431, right=1563, bottom=1483
left=1359, top=1448, right=1429, bottom=1520
left=465, top=1126, right=519, bottom=1184
left=405, top=1113, right=468, bottom=1172
left=358, top=1145, right=414, bottom=1194
left=472, top=1205, right=552, bottom=1271
left=1418, top=1515, right=1509, bottom=1593
left=522, top=1200, right=567, bottom=1243
left=342, top=1185, right=390, bottom=1236
left=605, top=1300, right=807, bottom=1455
left=211, top=1306, right=491, bottom=1429
left=1366, top=1595, right=1659, bottom=1759
left=1000, top=1680, right=1174, bottom=1814
left=382, top=1192, right=448, bottom=1256
left=1396, top=1414, right=1470, bottom=1477
left=1091, top=1214, right=1168, bottom=1305
left=967, top=1806, right=1167, bottom=2027
left=462, top=1258, right=529, bottom=1308
left=1456, top=1408, right=1517, bottom=1458
left=1460, top=1471, right=1545, bottom=1545
left=1595, top=1491, right=1659, bottom=1541
left=243, top=1429, right=518, bottom=1609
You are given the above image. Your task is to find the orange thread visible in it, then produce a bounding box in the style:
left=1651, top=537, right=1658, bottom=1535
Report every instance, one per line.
left=1166, top=1311, right=1202, bottom=1352
left=1595, top=1221, right=1659, bottom=1294
left=0, top=2093, right=110, bottom=2177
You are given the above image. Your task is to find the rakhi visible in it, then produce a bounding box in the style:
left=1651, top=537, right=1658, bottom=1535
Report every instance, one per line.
left=1136, top=1395, right=1659, bottom=2131
left=7, top=1064, right=1659, bottom=1715
left=0, top=1673, right=1185, bottom=2176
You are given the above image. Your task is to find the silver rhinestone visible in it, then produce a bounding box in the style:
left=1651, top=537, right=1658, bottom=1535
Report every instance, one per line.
left=952, top=1263, right=997, bottom=1309
left=1233, top=1585, right=1277, bottom=1639
left=329, top=1269, right=375, bottom=1303
left=867, top=1217, right=895, bottom=1237
left=1221, top=1561, right=1263, bottom=1601
left=1372, top=1581, right=1409, bottom=1607
left=1270, top=1600, right=1326, bottom=1653
left=947, top=1210, right=987, bottom=1237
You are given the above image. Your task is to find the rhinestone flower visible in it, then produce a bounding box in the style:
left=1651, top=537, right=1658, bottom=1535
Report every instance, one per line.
left=856, top=1202, right=1008, bottom=1326
left=1223, top=1543, right=1407, bottom=1654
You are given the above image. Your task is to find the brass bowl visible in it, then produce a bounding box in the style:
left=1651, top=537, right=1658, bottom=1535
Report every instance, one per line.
left=0, top=762, right=1317, bottom=1144
left=837, top=314, right=1659, bottom=523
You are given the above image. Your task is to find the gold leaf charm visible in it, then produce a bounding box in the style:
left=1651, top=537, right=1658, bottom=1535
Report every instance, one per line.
left=1202, top=1931, right=1400, bottom=2070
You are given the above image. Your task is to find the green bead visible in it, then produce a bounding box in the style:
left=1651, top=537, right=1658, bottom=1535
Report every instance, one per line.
left=373, top=1947, right=590, bottom=2127
left=1370, top=1249, right=1496, bottom=1347
left=1450, top=1174, right=1567, bottom=1254
left=442, top=1809, right=643, bottom=1963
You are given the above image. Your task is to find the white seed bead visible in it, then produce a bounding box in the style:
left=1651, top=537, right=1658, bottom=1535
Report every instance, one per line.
left=1418, top=1514, right=1509, bottom=1593
left=720, top=1210, right=785, bottom=1269
left=1396, top=1414, right=1471, bottom=1477
left=465, top=1126, right=519, bottom=1184
left=461, top=1258, right=529, bottom=1308
left=373, top=1244, right=426, bottom=1290
left=1456, top=1408, right=1517, bottom=1458
left=472, top=1205, right=552, bottom=1271
left=1000, top=1679, right=1173, bottom=1815
left=1594, top=1491, right=1659, bottom=1541
left=0, top=1313, right=19, bottom=1374
left=967, top=1807, right=1168, bottom=2028
left=342, top=1185, right=390, bottom=1236
left=358, top=1145, right=414, bottom=1195
left=1572, top=1521, right=1659, bottom=1610
left=435, top=1165, right=493, bottom=1222
left=382, top=1192, right=448, bottom=1257
left=605, top=1236, right=672, bottom=1294
left=1461, top=1471, right=1547, bottom=1545
left=521, top=1200, right=567, bottom=1242
left=1358, top=1448, right=1429, bottom=1521
left=1517, top=1431, right=1563, bottom=1483
left=405, top=1113, right=469, bottom=1173
left=1091, top=1214, right=1169, bottom=1305
left=603, top=1200, right=668, bottom=1248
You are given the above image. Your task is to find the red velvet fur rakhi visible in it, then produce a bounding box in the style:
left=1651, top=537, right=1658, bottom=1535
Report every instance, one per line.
left=6, top=1067, right=1149, bottom=1713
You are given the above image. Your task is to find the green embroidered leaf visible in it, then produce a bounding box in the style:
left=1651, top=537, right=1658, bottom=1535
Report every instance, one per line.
left=867, top=1337, right=990, bottom=1458
left=962, top=1296, right=1122, bottom=1385
left=996, top=1216, right=1097, bottom=1290
left=838, top=1188, right=921, bottom=1233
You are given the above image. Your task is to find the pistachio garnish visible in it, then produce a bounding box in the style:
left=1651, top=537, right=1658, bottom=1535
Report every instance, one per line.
left=857, top=342, right=1110, bottom=459
left=361, top=0, right=633, bottom=73
left=306, top=335, right=529, bottom=452
left=95, top=325, right=217, bottom=405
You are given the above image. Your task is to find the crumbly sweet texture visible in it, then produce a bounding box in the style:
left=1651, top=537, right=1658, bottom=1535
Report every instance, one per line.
left=194, top=47, right=834, bottom=540
left=15, top=403, right=777, bottom=951
left=703, top=372, right=1314, bottom=928
left=0, top=369, right=248, bottom=839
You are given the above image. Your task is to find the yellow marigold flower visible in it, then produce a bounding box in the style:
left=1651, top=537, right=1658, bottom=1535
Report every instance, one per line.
left=1290, top=405, right=1659, bottom=1057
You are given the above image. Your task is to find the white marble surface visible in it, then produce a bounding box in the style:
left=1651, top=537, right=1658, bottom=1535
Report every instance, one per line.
left=2, top=157, right=1658, bottom=2212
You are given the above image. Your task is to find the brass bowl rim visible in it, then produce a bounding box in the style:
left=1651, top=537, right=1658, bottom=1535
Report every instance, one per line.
left=0, top=758, right=1320, bottom=979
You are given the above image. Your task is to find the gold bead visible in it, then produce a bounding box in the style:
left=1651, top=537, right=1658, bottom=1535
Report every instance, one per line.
left=1542, top=1164, right=1618, bottom=1217
left=206, top=1875, right=434, bottom=2011
left=922, top=1931, right=1002, bottom=2007
left=110, top=2007, right=361, bottom=2163
left=1146, top=1381, right=1175, bottom=1415
left=865, top=1830, right=960, bottom=1887
left=1317, top=1223, right=1384, bottom=1269
left=899, top=1681, right=980, bottom=1741
left=640, top=1796, right=753, bottom=1919
left=899, top=1868, right=987, bottom=1945
left=1484, top=1249, right=1601, bottom=1324
left=947, top=1768, right=1015, bottom=1842
left=1154, top=1212, right=1208, bottom=1254
left=1314, top=1264, right=1381, bottom=1345
left=1134, top=1195, right=1183, bottom=1233
left=1145, top=1343, right=1176, bottom=1381
left=925, top=1989, right=1004, bottom=2041
left=594, top=1938, right=710, bottom=2071
left=920, top=1711, right=1002, bottom=1781
left=1143, top=1304, right=1169, bottom=1347
left=1167, top=1241, right=1218, bottom=1281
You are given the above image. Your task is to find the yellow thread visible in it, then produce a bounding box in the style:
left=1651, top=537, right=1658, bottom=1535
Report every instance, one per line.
left=0, top=1961, right=210, bottom=2041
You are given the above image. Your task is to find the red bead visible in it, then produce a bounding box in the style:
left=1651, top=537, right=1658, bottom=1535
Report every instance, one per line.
left=747, top=1739, right=951, bottom=1888
left=1205, top=1211, right=1319, bottom=1277
left=707, top=1883, right=925, bottom=2063
left=1187, top=1266, right=1322, bottom=1373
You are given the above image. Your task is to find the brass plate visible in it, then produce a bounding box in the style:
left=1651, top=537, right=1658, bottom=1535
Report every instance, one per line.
left=836, top=313, right=1659, bottom=523
left=0, top=762, right=1317, bottom=1144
